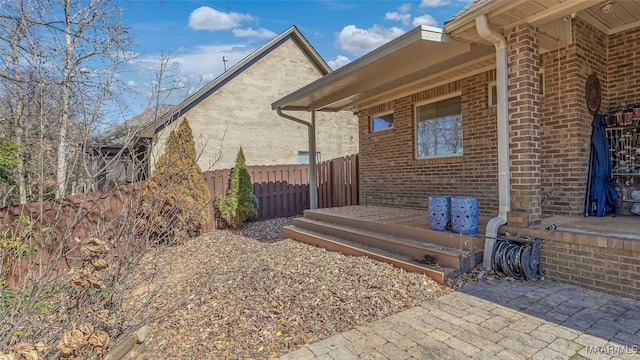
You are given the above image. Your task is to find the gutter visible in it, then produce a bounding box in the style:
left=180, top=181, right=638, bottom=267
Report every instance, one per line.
left=445, top=0, right=511, bottom=33
left=276, top=108, right=318, bottom=209
left=271, top=25, right=444, bottom=112
left=476, top=15, right=510, bottom=270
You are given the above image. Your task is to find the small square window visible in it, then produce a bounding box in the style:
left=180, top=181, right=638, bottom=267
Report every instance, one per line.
left=371, top=112, right=394, bottom=132
left=298, top=151, right=321, bottom=164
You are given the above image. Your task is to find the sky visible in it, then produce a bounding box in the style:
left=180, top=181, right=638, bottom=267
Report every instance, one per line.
left=118, top=0, right=472, bottom=118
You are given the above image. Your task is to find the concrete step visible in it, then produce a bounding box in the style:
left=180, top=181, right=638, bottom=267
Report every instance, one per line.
left=282, top=225, right=458, bottom=284
left=291, top=217, right=479, bottom=271
left=303, top=209, right=483, bottom=252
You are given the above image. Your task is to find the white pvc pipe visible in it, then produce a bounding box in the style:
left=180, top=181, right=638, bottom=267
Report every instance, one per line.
left=309, top=111, right=318, bottom=209
left=476, top=15, right=510, bottom=270
left=276, top=108, right=318, bottom=209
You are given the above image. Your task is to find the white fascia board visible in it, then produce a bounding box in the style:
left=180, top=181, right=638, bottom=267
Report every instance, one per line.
left=271, top=25, right=449, bottom=111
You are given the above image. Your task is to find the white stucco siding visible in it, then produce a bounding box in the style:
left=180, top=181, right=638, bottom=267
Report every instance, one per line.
left=151, top=38, right=358, bottom=171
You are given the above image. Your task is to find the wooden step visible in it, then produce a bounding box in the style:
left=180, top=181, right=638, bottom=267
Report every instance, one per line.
left=282, top=225, right=457, bottom=284
left=303, top=209, right=483, bottom=252
left=292, top=217, right=471, bottom=270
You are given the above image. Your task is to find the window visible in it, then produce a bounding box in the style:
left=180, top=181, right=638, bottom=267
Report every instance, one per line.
left=415, top=96, right=463, bottom=158
left=488, top=82, right=497, bottom=107
left=298, top=151, right=321, bottom=164
left=371, top=112, right=394, bottom=132
left=539, top=68, right=545, bottom=96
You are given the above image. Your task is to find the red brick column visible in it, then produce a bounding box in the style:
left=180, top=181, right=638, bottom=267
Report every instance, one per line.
left=507, top=24, right=542, bottom=227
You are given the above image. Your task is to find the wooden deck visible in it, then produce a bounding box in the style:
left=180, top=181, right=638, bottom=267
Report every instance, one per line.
left=283, top=205, right=488, bottom=284
left=282, top=205, right=639, bottom=295
left=307, top=205, right=490, bottom=233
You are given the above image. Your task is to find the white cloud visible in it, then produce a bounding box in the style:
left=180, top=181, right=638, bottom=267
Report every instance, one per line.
left=126, top=43, right=255, bottom=105
left=328, top=55, right=351, bottom=70
left=200, top=73, right=216, bottom=82
left=336, top=25, right=405, bottom=56
left=188, top=6, right=253, bottom=31
left=126, top=80, right=137, bottom=86
left=412, top=14, right=438, bottom=27
left=385, top=3, right=413, bottom=26
left=232, top=27, right=277, bottom=39
left=420, top=0, right=450, bottom=7
left=398, top=3, right=412, bottom=13
left=165, top=44, right=253, bottom=80
left=385, top=12, right=411, bottom=26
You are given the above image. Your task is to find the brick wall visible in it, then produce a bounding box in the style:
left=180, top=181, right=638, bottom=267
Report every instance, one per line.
left=538, top=21, right=640, bottom=217
left=607, top=26, right=640, bottom=107
left=539, top=19, right=605, bottom=217
left=357, top=20, right=640, bottom=222
left=506, top=24, right=542, bottom=226
left=358, top=71, right=499, bottom=217
left=523, top=20, right=640, bottom=300
left=502, top=225, right=640, bottom=300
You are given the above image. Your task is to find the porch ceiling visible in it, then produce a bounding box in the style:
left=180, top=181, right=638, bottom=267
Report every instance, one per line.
left=446, top=0, right=640, bottom=48
left=271, top=26, right=493, bottom=112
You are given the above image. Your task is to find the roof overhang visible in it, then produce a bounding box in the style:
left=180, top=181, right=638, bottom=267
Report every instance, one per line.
left=272, top=25, right=493, bottom=112
left=444, top=0, right=640, bottom=51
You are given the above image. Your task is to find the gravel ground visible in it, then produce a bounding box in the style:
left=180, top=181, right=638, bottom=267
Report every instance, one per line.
left=127, top=217, right=451, bottom=359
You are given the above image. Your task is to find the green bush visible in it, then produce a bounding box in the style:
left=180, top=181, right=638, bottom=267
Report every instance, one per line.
left=0, top=137, right=19, bottom=185
left=215, top=147, right=258, bottom=229
left=138, top=119, right=210, bottom=244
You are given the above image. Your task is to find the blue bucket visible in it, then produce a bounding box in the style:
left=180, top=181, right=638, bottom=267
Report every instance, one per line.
left=429, top=196, right=451, bottom=231
left=450, top=197, right=479, bottom=234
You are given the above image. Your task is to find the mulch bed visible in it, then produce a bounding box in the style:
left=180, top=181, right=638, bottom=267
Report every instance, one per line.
left=126, top=217, right=452, bottom=359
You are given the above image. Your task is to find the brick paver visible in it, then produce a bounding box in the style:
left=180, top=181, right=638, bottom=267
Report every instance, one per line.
left=276, top=279, right=640, bottom=359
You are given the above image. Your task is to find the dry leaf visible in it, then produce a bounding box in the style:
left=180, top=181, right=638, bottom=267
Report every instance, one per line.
left=92, top=258, right=108, bottom=270
left=80, top=238, right=110, bottom=258
left=68, top=269, right=89, bottom=288
left=79, top=322, right=94, bottom=338
left=87, top=331, right=110, bottom=348
left=86, top=275, right=104, bottom=289
left=96, top=310, right=113, bottom=325
left=57, top=329, right=87, bottom=355
left=17, top=350, right=41, bottom=360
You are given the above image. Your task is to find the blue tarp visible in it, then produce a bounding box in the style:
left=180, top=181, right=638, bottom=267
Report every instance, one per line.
left=586, top=114, right=619, bottom=216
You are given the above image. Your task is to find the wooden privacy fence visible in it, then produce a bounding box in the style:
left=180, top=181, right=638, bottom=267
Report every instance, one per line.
left=203, top=164, right=310, bottom=231
left=317, top=154, right=359, bottom=208
left=0, top=183, right=140, bottom=239
left=0, top=154, right=359, bottom=235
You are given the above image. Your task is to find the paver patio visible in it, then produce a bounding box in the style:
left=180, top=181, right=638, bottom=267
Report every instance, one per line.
left=277, top=279, right=640, bottom=360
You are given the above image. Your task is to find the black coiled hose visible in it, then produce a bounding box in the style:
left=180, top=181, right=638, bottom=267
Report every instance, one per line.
left=492, top=237, right=544, bottom=280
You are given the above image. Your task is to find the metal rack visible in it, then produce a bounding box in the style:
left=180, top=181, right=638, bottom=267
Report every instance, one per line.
left=606, top=123, right=640, bottom=211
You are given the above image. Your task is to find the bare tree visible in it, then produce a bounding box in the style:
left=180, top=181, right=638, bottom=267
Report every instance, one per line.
left=0, top=0, right=34, bottom=204
left=0, top=0, right=133, bottom=202
left=48, top=0, right=132, bottom=198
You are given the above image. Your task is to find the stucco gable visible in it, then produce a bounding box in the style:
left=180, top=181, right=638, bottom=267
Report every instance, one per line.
left=141, top=26, right=330, bottom=138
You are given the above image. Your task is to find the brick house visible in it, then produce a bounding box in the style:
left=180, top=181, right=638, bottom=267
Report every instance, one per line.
left=93, top=26, right=358, bottom=188
left=274, top=1, right=640, bottom=298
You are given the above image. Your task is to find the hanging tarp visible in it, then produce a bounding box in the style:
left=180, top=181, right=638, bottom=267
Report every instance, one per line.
left=585, top=114, right=619, bottom=216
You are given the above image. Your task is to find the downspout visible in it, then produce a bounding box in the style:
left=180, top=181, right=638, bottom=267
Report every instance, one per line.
left=476, top=15, right=510, bottom=270
left=276, top=108, right=318, bottom=209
